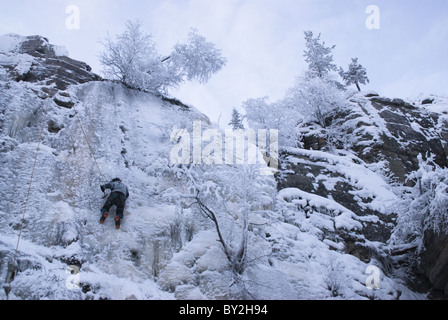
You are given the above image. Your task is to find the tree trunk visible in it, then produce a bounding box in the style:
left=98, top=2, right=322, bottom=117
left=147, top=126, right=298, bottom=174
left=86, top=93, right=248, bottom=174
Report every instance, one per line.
left=196, top=198, right=233, bottom=264
left=356, top=82, right=361, bottom=92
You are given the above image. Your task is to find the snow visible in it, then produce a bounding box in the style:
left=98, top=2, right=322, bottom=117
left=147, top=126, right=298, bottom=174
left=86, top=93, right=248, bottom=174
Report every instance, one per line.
left=285, top=147, right=397, bottom=213
left=53, top=45, right=69, bottom=57
left=0, top=34, right=24, bottom=53
left=0, top=78, right=198, bottom=300
left=0, top=34, right=439, bottom=301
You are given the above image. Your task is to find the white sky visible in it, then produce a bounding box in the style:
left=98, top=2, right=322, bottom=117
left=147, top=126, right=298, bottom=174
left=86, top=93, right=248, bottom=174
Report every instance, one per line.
left=1, top=0, right=447, bottom=126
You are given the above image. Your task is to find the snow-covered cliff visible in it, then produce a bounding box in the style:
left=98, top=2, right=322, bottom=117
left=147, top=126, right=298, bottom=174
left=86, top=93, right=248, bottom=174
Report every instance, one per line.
left=1, top=34, right=446, bottom=300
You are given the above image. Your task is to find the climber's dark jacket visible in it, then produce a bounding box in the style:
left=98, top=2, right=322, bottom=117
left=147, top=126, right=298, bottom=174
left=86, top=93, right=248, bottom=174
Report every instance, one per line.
left=101, top=181, right=129, bottom=219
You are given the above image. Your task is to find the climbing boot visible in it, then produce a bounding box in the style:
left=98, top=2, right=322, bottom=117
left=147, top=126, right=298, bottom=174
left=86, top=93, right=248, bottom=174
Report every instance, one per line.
left=115, top=216, right=121, bottom=229
left=100, top=212, right=109, bottom=224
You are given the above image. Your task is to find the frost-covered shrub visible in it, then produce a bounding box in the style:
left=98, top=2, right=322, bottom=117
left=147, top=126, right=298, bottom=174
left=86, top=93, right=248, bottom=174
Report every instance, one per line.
left=323, top=253, right=345, bottom=297
left=391, top=154, right=448, bottom=248
left=162, top=161, right=276, bottom=285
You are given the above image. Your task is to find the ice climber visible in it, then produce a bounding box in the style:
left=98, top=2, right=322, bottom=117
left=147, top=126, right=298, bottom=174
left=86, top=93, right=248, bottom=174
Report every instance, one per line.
left=100, top=178, right=129, bottom=229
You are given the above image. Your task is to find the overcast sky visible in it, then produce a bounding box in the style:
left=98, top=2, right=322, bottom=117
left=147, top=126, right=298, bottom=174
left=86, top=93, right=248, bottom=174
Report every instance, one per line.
left=1, top=0, right=447, bottom=126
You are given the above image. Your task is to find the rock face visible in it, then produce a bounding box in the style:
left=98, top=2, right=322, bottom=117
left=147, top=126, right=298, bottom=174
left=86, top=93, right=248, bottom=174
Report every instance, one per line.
left=0, top=34, right=100, bottom=92
left=1, top=33, right=447, bottom=299
left=278, top=91, right=448, bottom=297
left=421, top=231, right=448, bottom=297
left=0, top=34, right=207, bottom=300
left=368, top=96, right=448, bottom=182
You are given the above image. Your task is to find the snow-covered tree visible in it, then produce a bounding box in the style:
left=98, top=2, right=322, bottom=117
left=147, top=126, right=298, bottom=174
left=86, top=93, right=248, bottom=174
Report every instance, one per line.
left=161, top=160, right=276, bottom=297
left=280, top=31, right=344, bottom=128
left=169, top=29, right=227, bottom=84
left=99, top=21, right=226, bottom=93
left=391, top=154, right=448, bottom=248
left=243, top=97, right=271, bottom=130
left=242, top=30, right=344, bottom=150
left=303, top=31, right=337, bottom=78
left=285, top=73, right=344, bottom=128
left=99, top=20, right=168, bottom=92
left=228, top=108, right=245, bottom=130
left=339, top=58, right=370, bottom=91
left=243, top=96, right=302, bottom=149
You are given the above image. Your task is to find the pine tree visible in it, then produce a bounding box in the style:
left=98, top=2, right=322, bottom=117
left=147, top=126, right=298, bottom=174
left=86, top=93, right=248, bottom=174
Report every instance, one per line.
left=339, top=58, right=370, bottom=91
left=229, top=107, right=245, bottom=130
left=303, top=31, right=337, bottom=78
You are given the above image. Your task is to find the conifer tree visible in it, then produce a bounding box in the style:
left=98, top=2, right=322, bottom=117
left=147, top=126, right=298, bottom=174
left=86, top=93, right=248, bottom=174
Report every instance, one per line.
left=229, top=107, right=245, bottom=130
left=303, top=31, right=337, bottom=78
left=339, top=58, right=370, bottom=91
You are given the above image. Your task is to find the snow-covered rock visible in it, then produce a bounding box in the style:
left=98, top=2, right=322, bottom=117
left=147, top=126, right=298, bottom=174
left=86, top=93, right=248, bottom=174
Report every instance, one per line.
left=278, top=90, right=448, bottom=298
left=0, top=34, right=99, bottom=92
left=0, top=33, right=443, bottom=300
